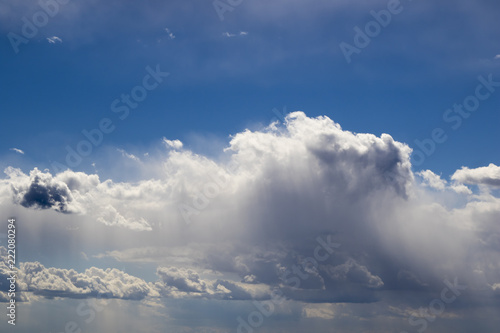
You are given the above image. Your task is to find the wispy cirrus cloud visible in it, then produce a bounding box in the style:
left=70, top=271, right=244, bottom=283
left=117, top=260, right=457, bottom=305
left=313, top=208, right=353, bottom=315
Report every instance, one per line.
left=165, top=28, right=175, bottom=39
left=117, top=149, right=141, bottom=162
left=222, top=31, right=248, bottom=38
left=47, top=36, right=62, bottom=44
left=9, top=148, right=24, bottom=154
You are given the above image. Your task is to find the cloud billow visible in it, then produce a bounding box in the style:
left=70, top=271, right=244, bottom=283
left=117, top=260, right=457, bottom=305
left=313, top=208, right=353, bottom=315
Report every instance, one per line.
left=0, top=112, right=499, bottom=329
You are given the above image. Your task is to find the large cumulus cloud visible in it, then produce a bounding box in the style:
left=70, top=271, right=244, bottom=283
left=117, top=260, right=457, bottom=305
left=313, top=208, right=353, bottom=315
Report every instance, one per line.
left=0, top=112, right=499, bottom=330
left=0, top=112, right=413, bottom=232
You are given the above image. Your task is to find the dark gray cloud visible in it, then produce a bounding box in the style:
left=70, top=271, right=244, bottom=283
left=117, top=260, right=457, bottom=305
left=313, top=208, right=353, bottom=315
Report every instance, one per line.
left=2, top=167, right=151, bottom=230
left=18, top=172, right=72, bottom=212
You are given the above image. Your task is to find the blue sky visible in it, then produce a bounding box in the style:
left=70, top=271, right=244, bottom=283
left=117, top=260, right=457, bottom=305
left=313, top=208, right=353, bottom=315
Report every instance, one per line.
left=1, top=0, right=500, bottom=332
left=1, top=0, right=499, bottom=177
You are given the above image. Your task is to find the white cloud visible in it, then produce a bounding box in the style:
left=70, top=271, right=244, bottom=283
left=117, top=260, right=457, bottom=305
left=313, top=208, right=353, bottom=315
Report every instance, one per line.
left=494, top=54, right=500, bottom=60
left=417, top=170, right=447, bottom=190
left=165, top=28, right=175, bottom=39
left=156, top=266, right=208, bottom=294
left=302, top=304, right=336, bottom=319
left=222, top=31, right=248, bottom=38
left=154, top=266, right=269, bottom=300
left=9, top=148, right=24, bottom=154
left=117, top=148, right=141, bottom=162
left=1, top=167, right=152, bottom=230
left=417, top=169, right=473, bottom=194
left=450, top=183, right=473, bottom=195
left=47, top=36, right=62, bottom=44
left=1, top=112, right=500, bottom=310
left=451, top=163, right=500, bottom=187
left=162, top=138, right=183, bottom=150
left=25, top=264, right=156, bottom=300
left=0, top=246, right=156, bottom=301
left=322, top=258, right=384, bottom=289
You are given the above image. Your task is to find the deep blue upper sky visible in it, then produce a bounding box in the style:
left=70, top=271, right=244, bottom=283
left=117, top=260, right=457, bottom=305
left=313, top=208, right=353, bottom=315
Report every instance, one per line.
left=1, top=0, right=499, bottom=178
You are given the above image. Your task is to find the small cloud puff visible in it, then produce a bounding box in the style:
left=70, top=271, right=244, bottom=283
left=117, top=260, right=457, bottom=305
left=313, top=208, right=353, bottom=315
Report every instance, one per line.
left=417, top=170, right=447, bottom=191
left=117, top=149, right=141, bottom=162
left=162, top=138, right=183, bottom=150
left=165, top=28, right=175, bottom=39
left=222, top=31, right=248, bottom=38
left=47, top=36, right=62, bottom=44
left=417, top=169, right=472, bottom=194
left=9, top=148, right=24, bottom=155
